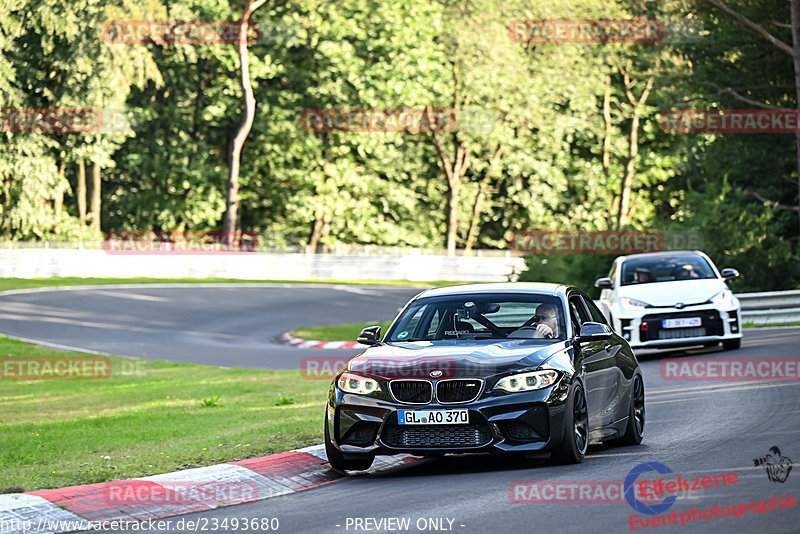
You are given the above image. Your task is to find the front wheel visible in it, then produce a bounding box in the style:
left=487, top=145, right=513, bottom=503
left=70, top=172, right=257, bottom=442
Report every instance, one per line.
left=722, top=338, right=741, bottom=350
left=552, top=382, right=588, bottom=464
left=324, top=415, right=375, bottom=473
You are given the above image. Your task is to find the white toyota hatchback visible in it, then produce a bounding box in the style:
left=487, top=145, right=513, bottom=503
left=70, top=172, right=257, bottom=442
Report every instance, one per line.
left=595, top=251, right=742, bottom=350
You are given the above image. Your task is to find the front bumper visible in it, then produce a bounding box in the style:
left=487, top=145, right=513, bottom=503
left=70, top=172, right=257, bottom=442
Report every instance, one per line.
left=327, top=383, right=570, bottom=457
left=614, top=305, right=742, bottom=349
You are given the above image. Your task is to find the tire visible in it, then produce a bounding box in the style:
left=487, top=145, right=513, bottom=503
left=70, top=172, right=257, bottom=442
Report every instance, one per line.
left=722, top=338, right=741, bottom=350
left=611, top=374, right=644, bottom=446
left=552, top=382, right=588, bottom=464
left=324, top=415, right=375, bottom=473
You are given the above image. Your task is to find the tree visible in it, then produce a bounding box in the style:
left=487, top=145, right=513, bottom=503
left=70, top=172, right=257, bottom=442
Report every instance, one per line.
left=702, top=0, right=800, bottom=237
left=222, top=0, right=269, bottom=238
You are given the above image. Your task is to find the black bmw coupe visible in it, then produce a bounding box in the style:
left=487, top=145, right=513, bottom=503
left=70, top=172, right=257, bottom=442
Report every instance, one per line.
left=324, top=283, right=645, bottom=472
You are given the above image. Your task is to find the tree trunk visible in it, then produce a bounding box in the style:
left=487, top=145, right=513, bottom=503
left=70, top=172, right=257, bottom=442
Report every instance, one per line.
left=465, top=146, right=502, bottom=251
left=90, top=161, right=101, bottom=231
left=77, top=159, right=86, bottom=223
left=465, top=181, right=487, bottom=253
left=617, top=61, right=656, bottom=228
left=602, top=74, right=617, bottom=228
left=618, top=108, right=641, bottom=228
left=222, top=0, right=267, bottom=240
left=308, top=217, right=323, bottom=253
left=55, top=158, right=65, bottom=232
left=791, top=0, right=800, bottom=237
left=446, top=179, right=461, bottom=255
left=429, top=107, right=470, bottom=256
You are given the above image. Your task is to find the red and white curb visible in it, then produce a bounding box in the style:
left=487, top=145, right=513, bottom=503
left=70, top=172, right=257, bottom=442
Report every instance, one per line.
left=0, top=446, right=417, bottom=534
left=277, top=332, right=361, bottom=350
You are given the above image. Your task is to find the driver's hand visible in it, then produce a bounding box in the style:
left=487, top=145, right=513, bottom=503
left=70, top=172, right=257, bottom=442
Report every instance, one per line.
left=536, top=323, right=554, bottom=338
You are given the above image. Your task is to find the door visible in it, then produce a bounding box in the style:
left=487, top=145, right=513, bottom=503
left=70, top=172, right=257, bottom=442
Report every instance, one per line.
left=569, top=293, right=613, bottom=432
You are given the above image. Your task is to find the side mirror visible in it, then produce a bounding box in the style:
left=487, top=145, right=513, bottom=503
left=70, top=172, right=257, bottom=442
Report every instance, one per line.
left=577, top=322, right=613, bottom=342
left=594, top=277, right=613, bottom=289
left=357, top=326, right=382, bottom=345
left=720, top=268, right=739, bottom=280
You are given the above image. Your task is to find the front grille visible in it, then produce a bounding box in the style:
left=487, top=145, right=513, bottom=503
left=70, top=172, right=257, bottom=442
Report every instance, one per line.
left=658, top=327, right=706, bottom=339
left=382, top=424, right=492, bottom=448
left=390, top=380, right=433, bottom=404
left=436, top=379, right=482, bottom=403
left=640, top=310, right=723, bottom=342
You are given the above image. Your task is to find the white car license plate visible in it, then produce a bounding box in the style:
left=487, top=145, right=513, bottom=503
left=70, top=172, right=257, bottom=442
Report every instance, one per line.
left=398, top=409, right=468, bottom=425
left=662, top=317, right=702, bottom=329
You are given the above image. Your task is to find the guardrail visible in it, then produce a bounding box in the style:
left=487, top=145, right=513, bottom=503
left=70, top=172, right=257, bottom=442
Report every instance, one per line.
left=737, top=290, right=800, bottom=325
left=0, top=249, right=525, bottom=282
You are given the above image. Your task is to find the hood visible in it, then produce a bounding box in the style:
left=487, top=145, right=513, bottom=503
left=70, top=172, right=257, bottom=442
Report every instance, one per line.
left=346, top=339, right=566, bottom=380
left=618, top=279, right=726, bottom=307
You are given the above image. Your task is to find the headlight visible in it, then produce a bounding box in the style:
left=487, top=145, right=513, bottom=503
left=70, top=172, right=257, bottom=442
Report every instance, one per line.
left=494, top=370, right=559, bottom=393
left=710, top=289, right=734, bottom=306
left=621, top=297, right=650, bottom=309
left=337, top=373, right=380, bottom=395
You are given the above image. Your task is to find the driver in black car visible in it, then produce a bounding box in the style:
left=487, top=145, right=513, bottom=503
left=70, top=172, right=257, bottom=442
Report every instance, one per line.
left=526, top=303, right=559, bottom=338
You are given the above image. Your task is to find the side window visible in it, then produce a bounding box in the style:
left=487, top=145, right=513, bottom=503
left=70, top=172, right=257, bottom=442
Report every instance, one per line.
left=425, top=308, right=442, bottom=338
left=608, top=262, right=617, bottom=286
left=583, top=296, right=609, bottom=325
left=568, top=296, right=590, bottom=334
left=398, top=304, right=428, bottom=338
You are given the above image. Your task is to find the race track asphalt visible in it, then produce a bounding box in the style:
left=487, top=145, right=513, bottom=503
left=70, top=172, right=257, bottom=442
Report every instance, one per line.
left=2, top=284, right=799, bottom=533
left=0, top=284, right=423, bottom=369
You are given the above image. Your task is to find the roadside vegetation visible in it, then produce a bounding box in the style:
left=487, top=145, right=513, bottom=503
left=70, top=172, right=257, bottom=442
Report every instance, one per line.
left=0, top=335, right=330, bottom=492
left=742, top=321, right=800, bottom=328
left=4, top=1, right=799, bottom=291
left=291, top=321, right=394, bottom=342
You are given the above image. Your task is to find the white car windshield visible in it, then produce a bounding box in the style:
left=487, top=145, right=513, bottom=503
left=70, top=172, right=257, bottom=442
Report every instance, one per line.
left=620, top=255, right=717, bottom=286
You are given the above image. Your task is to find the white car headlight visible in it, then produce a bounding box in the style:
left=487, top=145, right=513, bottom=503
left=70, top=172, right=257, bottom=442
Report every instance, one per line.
left=710, top=289, right=734, bottom=306
left=621, top=297, right=650, bottom=309
left=337, top=373, right=380, bottom=395
left=494, top=370, right=559, bottom=393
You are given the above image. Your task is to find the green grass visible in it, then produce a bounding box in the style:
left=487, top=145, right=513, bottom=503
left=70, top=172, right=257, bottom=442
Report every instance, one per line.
left=0, top=277, right=461, bottom=294
left=291, top=321, right=394, bottom=342
left=0, top=336, right=332, bottom=492
left=743, top=321, right=800, bottom=328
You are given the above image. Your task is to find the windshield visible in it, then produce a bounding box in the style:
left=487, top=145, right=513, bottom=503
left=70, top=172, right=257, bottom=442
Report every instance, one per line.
left=385, top=293, right=566, bottom=342
left=620, top=255, right=717, bottom=286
